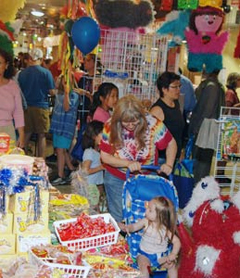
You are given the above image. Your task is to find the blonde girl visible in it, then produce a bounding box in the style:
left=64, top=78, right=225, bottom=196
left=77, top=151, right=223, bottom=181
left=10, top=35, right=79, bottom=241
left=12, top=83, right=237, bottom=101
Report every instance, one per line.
left=119, top=196, right=181, bottom=278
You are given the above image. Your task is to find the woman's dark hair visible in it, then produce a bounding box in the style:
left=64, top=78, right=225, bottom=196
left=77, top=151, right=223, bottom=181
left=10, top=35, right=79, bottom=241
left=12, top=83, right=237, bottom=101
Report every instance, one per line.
left=82, top=120, right=104, bottom=149
left=89, top=82, right=118, bottom=117
left=226, top=72, right=240, bottom=90
left=0, top=49, right=15, bottom=79
left=156, top=71, right=180, bottom=98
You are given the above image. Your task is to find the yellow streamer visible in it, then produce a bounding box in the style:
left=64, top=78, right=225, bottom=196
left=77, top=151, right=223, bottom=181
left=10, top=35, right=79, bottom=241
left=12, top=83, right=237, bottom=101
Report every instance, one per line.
left=199, top=0, right=223, bottom=8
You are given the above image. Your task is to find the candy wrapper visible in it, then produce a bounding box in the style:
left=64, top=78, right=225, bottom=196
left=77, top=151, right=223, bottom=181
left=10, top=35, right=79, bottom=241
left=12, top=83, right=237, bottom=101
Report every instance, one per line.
left=49, top=194, right=89, bottom=229
left=31, top=244, right=82, bottom=266
left=0, top=133, right=10, bottom=154
left=85, top=255, right=141, bottom=278
left=56, top=213, right=116, bottom=242
left=35, top=265, right=66, bottom=278
left=85, top=236, right=132, bottom=263
left=0, top=256, right=37, bottom=278
left=32, top=157, right=49, bottom=188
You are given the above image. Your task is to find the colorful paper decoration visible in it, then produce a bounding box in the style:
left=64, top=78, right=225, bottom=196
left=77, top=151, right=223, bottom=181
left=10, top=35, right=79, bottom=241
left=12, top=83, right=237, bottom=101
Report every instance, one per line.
left=178, top=0, right=198, bottom=9
left=159, top=0, right=173, bottom=11
left=0, top=0, right=25, bottom=22
left=199, top=0, right=223, bottom=8
left=0, top=20, right=14, bottom=56
left=157, top=10, right=191, bottom=47
left=185, top=6, right=229, bottom=73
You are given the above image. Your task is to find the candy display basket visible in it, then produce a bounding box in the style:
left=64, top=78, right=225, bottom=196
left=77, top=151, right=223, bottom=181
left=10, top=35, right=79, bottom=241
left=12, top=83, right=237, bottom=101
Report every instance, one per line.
left=29, top=250, right=91, bottom=278
left=53, top=213, right=120, bottom=251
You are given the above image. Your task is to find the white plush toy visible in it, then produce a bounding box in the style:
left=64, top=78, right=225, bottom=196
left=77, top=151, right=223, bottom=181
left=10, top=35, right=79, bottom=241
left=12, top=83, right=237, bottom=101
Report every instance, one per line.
left=178, top=176, right=240, bottom=278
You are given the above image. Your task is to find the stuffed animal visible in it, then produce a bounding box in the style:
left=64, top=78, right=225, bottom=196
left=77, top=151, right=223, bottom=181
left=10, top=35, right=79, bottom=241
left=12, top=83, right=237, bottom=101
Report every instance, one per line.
left=178, top=176, right=240, bottom=278
left=185, top=6, right=229, bottom=73
left=157, top=10, right=191, bottom=47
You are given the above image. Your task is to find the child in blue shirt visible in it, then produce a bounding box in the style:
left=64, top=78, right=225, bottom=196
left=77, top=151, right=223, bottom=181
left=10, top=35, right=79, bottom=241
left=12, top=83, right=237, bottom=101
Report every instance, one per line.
left=81, top=120, right=105, bottom=211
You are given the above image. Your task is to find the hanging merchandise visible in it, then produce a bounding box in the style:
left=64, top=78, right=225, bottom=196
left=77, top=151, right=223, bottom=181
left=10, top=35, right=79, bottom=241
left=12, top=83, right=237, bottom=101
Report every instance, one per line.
left=199, top=0, right=223, bottom=8
left=177, top=0, right=198, bottom=10
left=94, top=0, right=155, bottom=29
left=71, top=17, right=100, bottom=55
left=0, top=0, right=25, bottom=22
left=159, top=0, right=173, bottom=11
left=185, top=6, right=229, bottom=73
left=157, top=10, right=191, bottom=47
left=0, top=20, right=14, bottom=56
left=58, top=1, right=89, bottom=93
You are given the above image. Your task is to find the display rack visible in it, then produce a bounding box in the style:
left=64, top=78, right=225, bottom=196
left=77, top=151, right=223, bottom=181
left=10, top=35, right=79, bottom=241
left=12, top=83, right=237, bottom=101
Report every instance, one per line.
left=213, top=106, right=240, bottom=196
left=93, top=28, right=168, bottom=102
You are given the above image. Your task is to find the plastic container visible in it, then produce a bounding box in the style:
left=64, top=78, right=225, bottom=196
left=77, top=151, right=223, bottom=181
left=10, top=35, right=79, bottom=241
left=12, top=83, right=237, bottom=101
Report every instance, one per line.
left=29, top=250, right=91, bottom=278
left=54, top=213, right=120, bottom=251
left=0, top=154, right=34, bottom=174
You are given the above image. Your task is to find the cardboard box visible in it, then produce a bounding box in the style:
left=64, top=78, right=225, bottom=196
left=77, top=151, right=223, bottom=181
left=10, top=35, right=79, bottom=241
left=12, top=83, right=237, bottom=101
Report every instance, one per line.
left=0, top=213, right=13, bottom=234
left=9, top=188, right=49, bottom=214
left=0, top=234, right=15, bottom=255
left=0, top=254, right=17, bottom=260
left=13, top=212, right=49, bottom=234
left=16, top=230, right=51, bottom=255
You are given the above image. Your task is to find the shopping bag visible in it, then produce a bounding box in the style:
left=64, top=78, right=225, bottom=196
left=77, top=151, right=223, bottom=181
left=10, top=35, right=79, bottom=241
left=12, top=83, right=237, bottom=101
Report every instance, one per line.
left=71, top=123, right=86, bottom=161
left=173, top=136, right=195, bottom=209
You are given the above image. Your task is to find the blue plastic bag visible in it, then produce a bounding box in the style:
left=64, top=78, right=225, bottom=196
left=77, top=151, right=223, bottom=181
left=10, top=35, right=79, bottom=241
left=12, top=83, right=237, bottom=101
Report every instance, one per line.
left=173, top=136, right=195, bottom=209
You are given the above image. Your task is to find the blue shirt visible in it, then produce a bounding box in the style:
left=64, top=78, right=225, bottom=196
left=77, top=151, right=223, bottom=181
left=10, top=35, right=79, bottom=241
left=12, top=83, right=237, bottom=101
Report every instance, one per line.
left=83, top=148, right=103, bottom=185
left=18, top=65, right=55, bottom=108
left=180, top=75, right=196, bottom=114
left=50, top=91, right=79, bottom=139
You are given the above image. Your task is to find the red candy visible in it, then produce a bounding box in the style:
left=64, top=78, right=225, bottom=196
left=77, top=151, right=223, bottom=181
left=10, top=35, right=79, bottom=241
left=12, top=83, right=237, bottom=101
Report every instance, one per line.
left=57, top=213, right=116, bottom=242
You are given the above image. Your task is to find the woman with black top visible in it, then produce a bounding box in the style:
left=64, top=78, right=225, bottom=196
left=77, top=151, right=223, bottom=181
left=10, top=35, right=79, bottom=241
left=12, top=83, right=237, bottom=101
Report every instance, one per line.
left=150, top=71, right=185, bottom=161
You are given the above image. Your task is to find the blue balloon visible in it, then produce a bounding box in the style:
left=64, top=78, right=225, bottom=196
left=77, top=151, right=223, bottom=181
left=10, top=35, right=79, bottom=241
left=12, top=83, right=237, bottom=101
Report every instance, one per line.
left=71, top=17, right=100, bottom=55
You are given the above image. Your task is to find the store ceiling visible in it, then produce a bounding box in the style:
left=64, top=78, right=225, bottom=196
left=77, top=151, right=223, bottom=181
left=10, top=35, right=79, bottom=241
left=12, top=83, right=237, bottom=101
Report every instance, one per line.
left=15, top=0, right=239, bottom=40
left=16, top=0, right=66, bottom=37
left=16, top=0, right=169, bottom=38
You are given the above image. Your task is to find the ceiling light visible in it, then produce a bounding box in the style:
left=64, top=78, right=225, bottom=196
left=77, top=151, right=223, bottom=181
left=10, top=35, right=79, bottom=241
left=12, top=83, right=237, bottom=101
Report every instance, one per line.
left=31, top=10, right=44, bottom=17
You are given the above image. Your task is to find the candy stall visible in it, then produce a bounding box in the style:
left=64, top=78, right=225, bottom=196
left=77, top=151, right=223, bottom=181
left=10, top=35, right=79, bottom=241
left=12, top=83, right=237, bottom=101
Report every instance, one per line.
left=0, top=134, right=141, bottom=278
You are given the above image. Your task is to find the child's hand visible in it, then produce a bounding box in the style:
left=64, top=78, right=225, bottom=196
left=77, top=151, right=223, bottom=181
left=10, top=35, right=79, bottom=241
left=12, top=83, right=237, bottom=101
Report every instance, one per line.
left=158, top=253, right=177, bottom=268
left=118, top=222, right=127, bottom=232
left=166, top=252, right=177, bottom=264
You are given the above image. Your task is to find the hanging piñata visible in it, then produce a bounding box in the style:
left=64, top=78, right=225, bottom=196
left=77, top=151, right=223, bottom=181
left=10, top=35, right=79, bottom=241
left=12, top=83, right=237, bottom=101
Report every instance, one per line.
left=185, top=6, right=229, bottom=73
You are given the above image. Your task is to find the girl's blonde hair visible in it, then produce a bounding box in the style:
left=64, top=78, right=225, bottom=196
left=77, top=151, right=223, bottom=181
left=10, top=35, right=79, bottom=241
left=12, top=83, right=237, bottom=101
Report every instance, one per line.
left=109, top=95, right=147, bottom=150
left=152, top=196, right=177, bottom=243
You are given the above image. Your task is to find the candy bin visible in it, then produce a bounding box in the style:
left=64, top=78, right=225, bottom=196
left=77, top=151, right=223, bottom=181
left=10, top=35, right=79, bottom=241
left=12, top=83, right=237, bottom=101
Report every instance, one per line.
left=54, top=213, right=120, bottom=251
